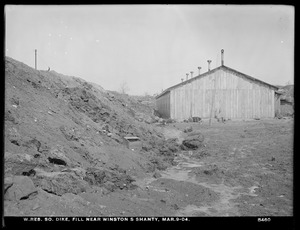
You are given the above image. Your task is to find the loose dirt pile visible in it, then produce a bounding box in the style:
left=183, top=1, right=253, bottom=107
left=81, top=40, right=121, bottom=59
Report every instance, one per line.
left=4, top=56, right=180, bottom=216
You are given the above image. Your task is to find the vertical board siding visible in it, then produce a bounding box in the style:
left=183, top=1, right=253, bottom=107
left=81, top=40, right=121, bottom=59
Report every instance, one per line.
left=271, top=90, right=275, bottom=117
left=156, top=92, right=170, bottom=118
left=163, top=68, right=275, bottom=121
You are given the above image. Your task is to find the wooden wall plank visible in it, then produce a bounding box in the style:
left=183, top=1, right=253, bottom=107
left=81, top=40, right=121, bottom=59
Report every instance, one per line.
left=248, top=89, right=251, bottom=118
left=258, top=89, right=261, bottom=118
left=236, top=89, right=238, bottom=119
left=231, top=89, right=233, bottom=118
left=270, top=90, right=273, bottom=117
left=270, top=90, right=272, bottom=117
left=236, top=89, right=239, bottom=118
left=251, top=90, right=254, bottom=118
left=271, top=90, right=274, bottom=117
left=261, top=89, right=264, bottom=118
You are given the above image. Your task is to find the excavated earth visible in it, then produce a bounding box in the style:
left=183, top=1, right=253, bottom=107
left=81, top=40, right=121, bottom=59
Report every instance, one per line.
left=4, top=57, right=293, bottom=217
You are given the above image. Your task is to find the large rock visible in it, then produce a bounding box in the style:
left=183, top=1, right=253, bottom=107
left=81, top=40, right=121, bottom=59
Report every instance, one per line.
left=5, top=152, right=33, bottom=162
left=33, top=173, right=88, bottom=196
left=48, top=146, right=71, bottom=165
left=153, top=171, right=162, bottom=178
left=5, top=152, right=36, bottom=176
left=181, top=133, right=205, bottom=150
left=5, top=176, right=37, bottom=201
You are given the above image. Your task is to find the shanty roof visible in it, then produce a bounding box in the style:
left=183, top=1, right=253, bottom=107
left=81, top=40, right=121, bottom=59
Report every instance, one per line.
left=156, top=65, right=279, bottom=99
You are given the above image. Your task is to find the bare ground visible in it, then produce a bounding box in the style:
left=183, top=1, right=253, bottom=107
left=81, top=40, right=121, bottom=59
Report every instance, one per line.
left=5, top=118, right=293, bottom=217
left=160, top=118, right=293, bottom=216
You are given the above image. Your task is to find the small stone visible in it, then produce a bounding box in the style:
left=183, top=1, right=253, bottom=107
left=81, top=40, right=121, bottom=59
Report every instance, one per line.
left=32, top=204, right=40, bottom=210
left=153, top=171, right=162, bottom=178
left=24, top=154, right=33, bottom=162
left=172, top=204, right=179, bottom=210
left=184, top=126, right=193, bottom=133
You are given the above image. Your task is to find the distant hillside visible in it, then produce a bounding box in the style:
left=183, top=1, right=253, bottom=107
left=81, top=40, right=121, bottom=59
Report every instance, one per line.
left=278, top=85, right=294, bottom=103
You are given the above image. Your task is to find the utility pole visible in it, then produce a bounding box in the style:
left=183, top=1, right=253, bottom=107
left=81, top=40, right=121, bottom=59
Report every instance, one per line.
left=35, top=49, right=37, bottom=70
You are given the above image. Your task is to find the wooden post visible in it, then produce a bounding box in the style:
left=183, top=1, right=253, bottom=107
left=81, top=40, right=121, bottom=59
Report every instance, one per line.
left=35, top=49, right=37, bottom=70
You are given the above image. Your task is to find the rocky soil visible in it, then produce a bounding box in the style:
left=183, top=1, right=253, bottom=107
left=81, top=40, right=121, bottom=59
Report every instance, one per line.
left=4, top=57, right=293, bottom=218
left=4, top=56, right=179, bottom=216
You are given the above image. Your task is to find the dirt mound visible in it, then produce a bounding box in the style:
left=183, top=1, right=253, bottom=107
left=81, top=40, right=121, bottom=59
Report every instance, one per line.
left=4, top=56, right=179, bottom=216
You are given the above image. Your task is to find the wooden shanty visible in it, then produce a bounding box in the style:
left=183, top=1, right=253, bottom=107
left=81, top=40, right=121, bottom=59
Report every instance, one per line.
left=156, top=52, right=280, bottom=121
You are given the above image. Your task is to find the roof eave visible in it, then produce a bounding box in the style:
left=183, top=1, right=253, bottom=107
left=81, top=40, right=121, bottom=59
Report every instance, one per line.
left=222, top=65, right=279, bottom=90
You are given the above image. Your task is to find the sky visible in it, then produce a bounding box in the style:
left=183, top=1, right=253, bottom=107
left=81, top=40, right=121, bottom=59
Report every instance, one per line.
left=5, top=5, right=294, bottom=95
